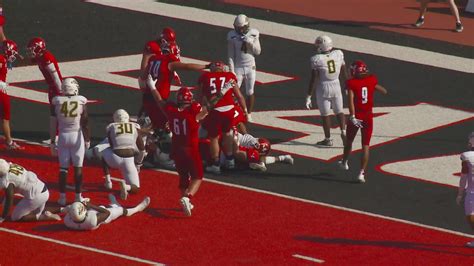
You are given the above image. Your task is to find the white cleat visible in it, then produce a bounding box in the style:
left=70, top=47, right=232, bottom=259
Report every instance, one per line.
left=42, top=211, right=61, bottom=221
left=120, top=181, right=128, bottom=200
left=104, top=178, right=113, bottom=190
left=206, top=165, right=221, bottom=174
left=283, top=155, right=294, bottom=165
left=137, top=197, right=151, bottom=212
left=249, top=162, right=267, bottom=172
left=247, top=113, right=253, bottom=123
left=357, top=171, right=366, bottom=183
left=337, top=160, right=349, bottom=170
left=223, top=159, right=235, bottom=169
left=180, top=196, right=193, bottom=217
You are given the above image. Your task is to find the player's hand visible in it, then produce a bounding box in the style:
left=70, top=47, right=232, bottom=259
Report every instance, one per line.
left=50, top=143, right=57, bottom=156
left=85, top=141, right=91, bottom=150
left=456, top=192, right=464, bottom=205
left=349, top=115, right=364, bottom=128
left=221, top=80, right=236, bottom=95
left=0, top=81, right=8, bottom=94
left=305, top=95, right=312, bottom=110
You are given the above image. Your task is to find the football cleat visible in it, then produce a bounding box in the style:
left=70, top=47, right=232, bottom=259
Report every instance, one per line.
left=7, top=141, right=22, bottom=150
left=223, top=159, right=235, bottom=169
left=206, top=165, right=221, bottom=174
left=180, top=196, right=193, bottom=217
left=42, top=210, right=61, bottom=221
left=357, top=171, right=366, bottom=183
left=455, top=22, right=463, bottom=33
left=249, top=162, right=267, bottom=172
left=246, top=113, right=253, bottom=123
left=338, top=160, right=349, bottom=170
left=283, top=155, right=294, bottom=165
left=414, top=17, right=424, bottom=27
left=466, top=240, right=474, bottom=248
left=316, top=138, right=333, bottom=147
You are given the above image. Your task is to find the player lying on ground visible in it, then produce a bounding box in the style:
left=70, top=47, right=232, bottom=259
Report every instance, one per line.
left=63, top=194, right=150, bottom=231
left=457, top=132, right=474, bottom=247
left=0, top=159, right=61, bottom=223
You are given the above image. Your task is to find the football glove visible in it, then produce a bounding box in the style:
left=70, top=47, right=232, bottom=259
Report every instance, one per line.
left=349, top=115, right=364, bottom=128
left=305, top=95, right=312, bottom=110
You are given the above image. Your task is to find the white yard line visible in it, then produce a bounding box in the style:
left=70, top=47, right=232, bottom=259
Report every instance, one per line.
left=293, top=254, right=325, bottom=263
left=86, top=0, right=473, bottom=73
left=0, top=227, right=163, bottom=265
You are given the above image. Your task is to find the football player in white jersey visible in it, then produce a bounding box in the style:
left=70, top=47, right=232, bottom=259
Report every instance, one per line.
left=305, top=35, right=349, bottom=147
left=63, top=194, right=150, bottom=231
left=0, top=159, right=61, bottom=223
left=101, top=109, right=146, bottom=200
left=50, top=78, right=90, bottom=206
left=227, top=14, right=261, bottom=122
left=457, top=132, right=474, bottom=247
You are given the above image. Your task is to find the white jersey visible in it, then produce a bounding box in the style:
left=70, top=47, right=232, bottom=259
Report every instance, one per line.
left=461, top=151, right=474, bottom=193
left=0, top=163, right=45, bottom=199
left=311, top=50, right=345, bottom=83
left=236, top=132, right=258, bottom=148
left=52, top=95, right=88, bottom=132
left=64, top=210, right=99, bottom=231
left=227, top=28, right=261, bottom=70
left=106, top=122, right=140, bottom=151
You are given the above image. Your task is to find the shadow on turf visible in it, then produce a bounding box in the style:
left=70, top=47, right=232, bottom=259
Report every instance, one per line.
left=294, top=235, right=474, bottom=256
left=145, top=207, right=186, bottom=219
left=33, top=223, right=67, bottom=232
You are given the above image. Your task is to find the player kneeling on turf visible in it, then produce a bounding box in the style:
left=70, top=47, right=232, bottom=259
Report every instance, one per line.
left=0, top=159, right=61, bottom=223
left=63, top=194, right=150, bottom=231
left=101, top=109, right=146, bottom=200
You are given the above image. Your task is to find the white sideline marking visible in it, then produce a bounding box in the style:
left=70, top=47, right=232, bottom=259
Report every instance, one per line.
left=86, top=0, right=473, bottom=73
left=0, top=227, right=163, bottom=265
left=293, top=254, right=325, bottom=263
left=3, top=137, right=473, bottom=238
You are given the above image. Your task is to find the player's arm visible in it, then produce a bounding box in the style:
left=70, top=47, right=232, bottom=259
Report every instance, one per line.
left=139, top=52, right=153, bottom=79
left=196, top=105, right=208, bottom=121
left=339, top=63, right=349, bottom=92
left=347, top=89, right=355, bottom=116
left=86, top=202, right=111, bottom=224
left=49, top=102, right=57, bottom=144
left=245, top=32, right=261, bottom=55
left=227, top=37, right=235, bottom=73
left=107, top=130, right=114, bottom=149
left=46, top=63, right=62, bottom=95
left=375, top=84, right=388, bottom=95
left=168, top=61, right=207, bottom=72
left=305, top=69, right=318, bottom=109
left=232, top=82, right=248, bottom=116
left=81, top=105, right=91, bottom=147
left=1, top=183, right=14, bottom=220
left=207, top=79, right=236, bottom=108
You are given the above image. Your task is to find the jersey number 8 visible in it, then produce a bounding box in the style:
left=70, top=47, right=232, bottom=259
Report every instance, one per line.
left=327, top=60, right=336, bottom=74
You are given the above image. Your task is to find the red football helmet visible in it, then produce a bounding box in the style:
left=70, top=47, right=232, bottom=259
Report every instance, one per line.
left=3, top=40, right=18, bottom=63
left=257, top=138, right=271, bottom=155
left=350, top=60, right=369, bottom=77
left=210, top=61, right=225, bottom=72
left=177, top=87, right=193, bottom=104
left=27, top=37, right=46, bottom=58
left=162, top=42, right=180, bottom=58
left=160, top=27, right=176, bottom=44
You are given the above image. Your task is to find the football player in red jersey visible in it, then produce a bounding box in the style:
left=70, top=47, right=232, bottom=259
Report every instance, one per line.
left=198, top=61, right=248, bottom=174
left=142, top=43, right=207, bottom=131
left=139, top=27, right=177, bottom=79
left=159, top=87, right=208, bottom=216
left=0, top=40, right=21, bottom=149
left=338, top=60, right=387, bottom=183
left=27, top=37, right=63, bottom=140
left=0, top=6, right=6, bottom=42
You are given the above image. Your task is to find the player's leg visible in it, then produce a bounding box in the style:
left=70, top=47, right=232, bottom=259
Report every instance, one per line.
left=264, top=154, right=294, bottom=165
left=205, top=111, right=222, bottom=174
left=414, top=0, right=430, bottom=27
left=447, top=0, right=463, bottom=32
left=332, top=94, right=347, bottom=145
left=57, top=133, right=71, bottom=206
left=102, top=147, right=122, bottom=190
left=245, top=66, right=257, bottom=121
left=101, top=158, right=112, bottom=190
left=339, top=122, right=358, bottom=170
left=1, top=93, right=20, bottom=149
left=221, top=111, right=235, bottom=169
left=12, top=189, right=59, bottom=221
left=315, top=93, right=333, bottom=146
left=464, top=192, right=474, bottom=247
left=121, top=157, right=140, bottom=194
left=357, top=116, right=373, bottom=183
left=72, top=132, right=86, bottom=202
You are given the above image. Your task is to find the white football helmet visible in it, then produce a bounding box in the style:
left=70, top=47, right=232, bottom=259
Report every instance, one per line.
left=113, top=109, right=130, bottom=123
left=61, top=78, right=80, bottom=96
left=234, top=14, right=250, bottom=35
left=69, top=202, right=87, bottom=223
left=315, top=35, right=333, bottom=53
left=469, top=132, right=474, bottom=148
left=0, top=159, right=9, bottom=177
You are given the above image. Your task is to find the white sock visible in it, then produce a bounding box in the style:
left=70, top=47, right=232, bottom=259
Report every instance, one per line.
left=127, top=197, right=150, bottom=217
left=278, top=155, right=286, bottom=162
left=105, top=174, right=111, bottom=182
left=264, top=156, right=276, bottom=165
left=341, top=129, right=346, bottom=135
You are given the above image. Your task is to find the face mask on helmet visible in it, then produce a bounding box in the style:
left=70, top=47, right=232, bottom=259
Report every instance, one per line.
left=0, top=159, right=9, bottom=177
left=61, top=78, right=80, bottom=96
left=234, top=14, right=250, bottom=35
left=160, top=27, right=176, bottom=45
left=69, top=202, right=87, bottom=223
left=162, top=43, right=180, bottom=58
left=113, top=109, right=130, bottom=123
left=350, top=60, right=369, bottom=77
left=257, top=138, right=271, bottom=155
left=177, top=87, right=193, bottom=105
left=210, top=61, right=226, bottom=72
left=3, top=40, right=18, bottom=63
left=27, top=37, right=46, bottom=58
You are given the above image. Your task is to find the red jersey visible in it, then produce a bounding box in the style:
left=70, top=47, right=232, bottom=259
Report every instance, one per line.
left=144, top=53, right=180, bottom=100
left=144, top=40, right=161, bottom=56
left=165, top=102, right=202, bottom=149
left=0, top=55, right=7, bottom=82
left=346, top=74, right=378, bottom=115
left=0, top=14, right=4, bottom=26
left=198, top=71, right=237, bottom=109
left=36, top=51, right=62, bottom=98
